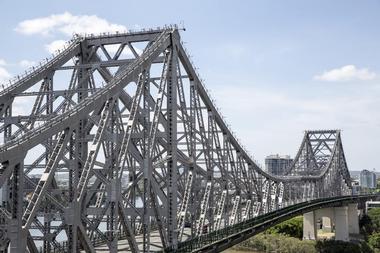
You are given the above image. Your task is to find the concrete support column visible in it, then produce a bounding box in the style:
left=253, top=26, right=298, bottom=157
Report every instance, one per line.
left=334, top=206, right=349, bottom=241
left=303, top=211, right=317, bottom=240
left=348, top=203, right=360, bottom=234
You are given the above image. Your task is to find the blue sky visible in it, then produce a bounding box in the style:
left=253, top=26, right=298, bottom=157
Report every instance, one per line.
left=0, top=0, right=379, bottom=171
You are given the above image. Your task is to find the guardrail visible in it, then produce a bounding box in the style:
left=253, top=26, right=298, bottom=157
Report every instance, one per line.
left=162, top=194, right=377, bottom=252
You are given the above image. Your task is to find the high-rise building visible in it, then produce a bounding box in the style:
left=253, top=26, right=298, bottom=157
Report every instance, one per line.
left=360, top=169, right=377, bottom=189
left=265, top=154, right=293, bottom=176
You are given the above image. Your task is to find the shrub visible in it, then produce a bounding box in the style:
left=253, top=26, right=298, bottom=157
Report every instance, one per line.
left=315, top=240, right=373, bottom=253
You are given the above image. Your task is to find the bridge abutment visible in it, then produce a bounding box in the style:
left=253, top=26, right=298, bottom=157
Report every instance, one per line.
left=303, top=203, right=359, bottom=242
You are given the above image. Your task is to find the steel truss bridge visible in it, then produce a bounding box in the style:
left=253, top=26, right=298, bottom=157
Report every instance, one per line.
left=0, top=25, right=354, bottom=252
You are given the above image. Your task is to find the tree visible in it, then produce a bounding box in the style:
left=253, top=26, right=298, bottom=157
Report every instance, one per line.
left=360, top=214, right=374, bottom=237
left=368, top=208, right=380, bottom=233
left=369, top=232, right=380, bottom=249
left=266, top=216, right=303, bottom=239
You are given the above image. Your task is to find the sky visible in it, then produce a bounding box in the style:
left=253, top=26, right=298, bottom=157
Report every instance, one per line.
left=0, top=0, right=379, bottom=171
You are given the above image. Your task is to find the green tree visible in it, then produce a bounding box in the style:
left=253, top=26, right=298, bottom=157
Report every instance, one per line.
left=369, top=232, right=380, bottom=249
left=266, top=216, right=303, bottom=239
left=368, top=208, right=380, bottom=233
left=360, top=214, right=374, bottom=237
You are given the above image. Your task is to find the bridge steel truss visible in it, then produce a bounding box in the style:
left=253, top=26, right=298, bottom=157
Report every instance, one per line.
left=0, top=26, right=352, bottom=252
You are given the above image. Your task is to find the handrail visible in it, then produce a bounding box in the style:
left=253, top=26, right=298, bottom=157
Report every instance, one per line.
left=0, top=27, right=174, bottom=154
left=163, top=194, right=377, bottom=252
left=0, top=35, right=82, bottom=95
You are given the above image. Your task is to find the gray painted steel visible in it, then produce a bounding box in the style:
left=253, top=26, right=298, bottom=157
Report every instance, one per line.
left=0, top=25, right=352, bottom=252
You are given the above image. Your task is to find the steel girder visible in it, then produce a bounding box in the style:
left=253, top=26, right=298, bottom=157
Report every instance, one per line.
left=0, top=26, right=352, bottom=252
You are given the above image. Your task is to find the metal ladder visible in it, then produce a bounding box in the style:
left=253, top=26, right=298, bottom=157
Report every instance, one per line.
left=196, top=181, right=212, bottom=236
left=253, top=201, right=261, bottom=217
left=214, top=190, right=227, bottom=230
left=77, top=99, right=113, bottom=202
left=261, top=180, right=270, bottom=214
left=22, top=130, right=69, bottom=228
left=242, top=199, right=251, bottom=221
left=149, top=51, right=171, bottom=157
left=270, top=182, right=278, bottom=211
left=94, top=184, right=106, bottom=208
left=229, top=195, right=240, bottom=226
left=177, top=170, right=193, bottom=240
left=278, top=182, right=284, bottom=208
left=116, top=72, right=146, bottom=178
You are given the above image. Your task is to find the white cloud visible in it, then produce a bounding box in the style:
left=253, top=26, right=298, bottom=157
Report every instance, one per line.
left=15, top=12, right=127, bottom=36
left=0, top=59, right=11, bottom=84
left=314, top=65, right=376, bottom=82
left=19, top=60, right=36, bottom=68
left=0, top=67, right=11, bottom=82
left=45, top=40, right=66, bottom=54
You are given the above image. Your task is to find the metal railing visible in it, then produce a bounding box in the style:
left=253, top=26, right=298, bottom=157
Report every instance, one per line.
left=0, top=25, right=177, bottom=94
left=0, top=26, right=174, bottom=154
left=0, top=35, right=82, bottom=94
left=162, top=194, right=376, bottom=252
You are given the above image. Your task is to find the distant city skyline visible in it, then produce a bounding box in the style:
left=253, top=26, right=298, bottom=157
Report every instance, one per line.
left=0, top=0, right=379, bottom=171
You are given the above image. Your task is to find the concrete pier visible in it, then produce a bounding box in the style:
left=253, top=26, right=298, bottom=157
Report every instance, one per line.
left=303, top=203, right=359, bottom=242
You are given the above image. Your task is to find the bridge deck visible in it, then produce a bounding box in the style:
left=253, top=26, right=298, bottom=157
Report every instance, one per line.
left=81, top=228, right=191, bottom=252
left=169, top=194, right=378, bottom=253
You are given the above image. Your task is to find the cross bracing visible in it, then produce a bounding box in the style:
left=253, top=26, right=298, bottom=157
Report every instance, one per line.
left=0, top=25, right=352, bottom=252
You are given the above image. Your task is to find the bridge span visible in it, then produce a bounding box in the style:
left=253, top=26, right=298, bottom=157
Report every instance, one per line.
left=169, top=194, right=377, bottom=252
left=0, top=25, right=357, bottom=252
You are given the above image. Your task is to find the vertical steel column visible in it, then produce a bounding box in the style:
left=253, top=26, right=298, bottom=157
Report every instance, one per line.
left=2, top=104, right=11, bottom=224
left=109, top=104, right=118, bottom=253
left=3, top=105, right=11, bottom=143
left=222, top=134, right=228, bottom=228
left=143, top=70, right=151, bottom=252
left=44, top=74, right=54, bottom=253
left=69, top=40, right=89, bottom=252
left=207, top=111, right=214, bottom=228
left=166, top=38, right=178, bottom=248
left=9, top=162, right=26, bottom=252
left=189, top=79, right=196, bottom=237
